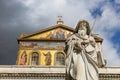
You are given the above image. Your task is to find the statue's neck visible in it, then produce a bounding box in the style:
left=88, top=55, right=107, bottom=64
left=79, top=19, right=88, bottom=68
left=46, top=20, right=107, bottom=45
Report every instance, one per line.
left=75, top=33, right=88, bottom=40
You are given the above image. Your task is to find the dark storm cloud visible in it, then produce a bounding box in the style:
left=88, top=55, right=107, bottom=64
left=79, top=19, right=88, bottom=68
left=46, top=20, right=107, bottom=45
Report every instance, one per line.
left=0, top=0, right=26, bottom=26
left=0, top=0, right=40, bottom=65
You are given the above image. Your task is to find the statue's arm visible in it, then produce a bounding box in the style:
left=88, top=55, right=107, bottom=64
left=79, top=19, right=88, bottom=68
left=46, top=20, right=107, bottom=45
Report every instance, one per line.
left=89, top=36, right=96, bottom=47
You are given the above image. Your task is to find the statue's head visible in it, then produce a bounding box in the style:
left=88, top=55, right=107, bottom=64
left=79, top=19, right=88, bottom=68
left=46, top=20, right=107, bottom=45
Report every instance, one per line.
left=75, top=20, right=91, bottom=35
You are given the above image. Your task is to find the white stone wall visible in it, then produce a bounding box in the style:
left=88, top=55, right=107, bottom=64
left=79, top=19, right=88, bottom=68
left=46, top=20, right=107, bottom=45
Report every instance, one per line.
left=0, top=65, right=120, bottom=74
left=0, top=65, right=65, bottom=73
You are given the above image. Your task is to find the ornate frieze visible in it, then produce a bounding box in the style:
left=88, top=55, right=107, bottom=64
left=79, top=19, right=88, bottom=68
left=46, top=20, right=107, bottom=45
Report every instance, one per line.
left=0, top=73, right=65, bottom=79
left=0, top=73, right=120, bottom=79
left=99, top=74, right=120, bottom=80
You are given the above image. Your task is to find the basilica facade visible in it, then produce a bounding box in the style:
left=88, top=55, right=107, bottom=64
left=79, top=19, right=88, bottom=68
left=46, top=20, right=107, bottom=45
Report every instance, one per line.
left=0, top=19, right=120, bottom=80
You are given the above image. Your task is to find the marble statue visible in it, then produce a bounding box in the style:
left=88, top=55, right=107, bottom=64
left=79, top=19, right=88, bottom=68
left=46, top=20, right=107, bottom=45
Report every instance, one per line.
left=65, top=20, right=105, bottom=80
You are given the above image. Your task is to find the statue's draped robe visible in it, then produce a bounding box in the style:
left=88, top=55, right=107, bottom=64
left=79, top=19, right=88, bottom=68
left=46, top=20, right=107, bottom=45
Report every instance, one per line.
left=65, top=34, right=99, bottom=80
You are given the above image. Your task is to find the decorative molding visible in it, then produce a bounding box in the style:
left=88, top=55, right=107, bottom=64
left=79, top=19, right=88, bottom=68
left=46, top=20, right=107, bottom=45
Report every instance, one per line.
left=0, top=73, right=65, bottom=79
left=99, top=74, right=120, bottom=80
left=0, top=73, right=120, bottom=79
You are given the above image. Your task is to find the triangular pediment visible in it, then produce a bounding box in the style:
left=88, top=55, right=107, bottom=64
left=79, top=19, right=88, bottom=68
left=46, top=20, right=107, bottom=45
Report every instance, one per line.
left=18, top=24, right=74, bottom=41
left=17, top=24, right=103, bottom=43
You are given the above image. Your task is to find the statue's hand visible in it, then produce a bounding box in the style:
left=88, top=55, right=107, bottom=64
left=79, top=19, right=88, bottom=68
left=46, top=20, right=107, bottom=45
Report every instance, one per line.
left=81, top=39, right=89, bottom=45
left=74, top=42, right=83, bottom=50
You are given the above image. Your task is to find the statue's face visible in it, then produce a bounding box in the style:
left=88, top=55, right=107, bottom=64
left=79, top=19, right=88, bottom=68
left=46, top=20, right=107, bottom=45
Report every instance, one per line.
left=78, top=22, right=87, bottom=36
left=81, top=22, right=87, bottom=28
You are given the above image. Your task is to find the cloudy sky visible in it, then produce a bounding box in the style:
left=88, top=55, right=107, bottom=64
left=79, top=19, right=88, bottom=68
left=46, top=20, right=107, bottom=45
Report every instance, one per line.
left=0, top=0, right=120, bottom=66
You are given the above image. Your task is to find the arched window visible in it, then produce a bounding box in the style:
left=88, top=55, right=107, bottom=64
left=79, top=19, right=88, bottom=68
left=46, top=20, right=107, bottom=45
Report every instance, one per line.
left=31, top=52, right=39, bottom=65
left=55, top=52, right=65, bottom=65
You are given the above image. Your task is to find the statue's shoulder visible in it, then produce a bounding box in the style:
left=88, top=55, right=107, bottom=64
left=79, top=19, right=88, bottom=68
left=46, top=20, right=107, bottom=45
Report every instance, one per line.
left=89, top=36, right=95, bottom=41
